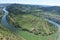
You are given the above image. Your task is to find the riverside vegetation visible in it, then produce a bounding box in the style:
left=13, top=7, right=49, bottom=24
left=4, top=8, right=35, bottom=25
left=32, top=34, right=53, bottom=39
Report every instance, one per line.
left=5, top=4, right=59, bottom=40
left=0, top=7, right=25, bottom=40
left=0, top=4, right=60, bottom=40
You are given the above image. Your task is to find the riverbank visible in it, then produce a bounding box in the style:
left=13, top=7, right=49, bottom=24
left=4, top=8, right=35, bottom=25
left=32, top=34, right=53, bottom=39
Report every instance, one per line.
left=2, top=4, right=60, bottom=40
left=0, top=8, right=25, bottom=40
left=7, top=12, right=59, bottom=40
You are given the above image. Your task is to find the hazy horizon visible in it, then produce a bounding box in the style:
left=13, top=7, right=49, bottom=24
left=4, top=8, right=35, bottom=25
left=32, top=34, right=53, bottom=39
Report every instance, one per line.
left=0, top=0, right=60, bottom=6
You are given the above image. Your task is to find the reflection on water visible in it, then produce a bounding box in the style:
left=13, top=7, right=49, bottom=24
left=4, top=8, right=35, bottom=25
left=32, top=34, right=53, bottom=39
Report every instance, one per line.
left=1, top=8, right=17, bottom=32
left=46, top=19, right=60, bottom=30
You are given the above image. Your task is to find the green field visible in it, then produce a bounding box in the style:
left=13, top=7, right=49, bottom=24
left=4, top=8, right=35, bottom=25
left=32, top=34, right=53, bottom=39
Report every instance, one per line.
left=16, top=30, right=59, bottom=40
left=9, top=13, right=58, bottom=40
left=0, top=12, right=25, bottom=40
left=0, top=4, right=60, bottom=40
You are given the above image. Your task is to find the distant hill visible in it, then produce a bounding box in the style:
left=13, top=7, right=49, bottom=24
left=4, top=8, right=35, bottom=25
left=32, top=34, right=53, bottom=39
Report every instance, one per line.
left=4, top=3, right=60, bottom=14
left=0, top=4, right=11, bottom=8
left=0, top=3, right=60, bottom=14
left=0, top=3, right=59, bottom=40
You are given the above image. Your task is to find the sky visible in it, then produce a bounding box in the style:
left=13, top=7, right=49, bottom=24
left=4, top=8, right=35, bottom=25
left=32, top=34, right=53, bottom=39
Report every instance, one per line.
left=0, top=0, right=60, bottom=6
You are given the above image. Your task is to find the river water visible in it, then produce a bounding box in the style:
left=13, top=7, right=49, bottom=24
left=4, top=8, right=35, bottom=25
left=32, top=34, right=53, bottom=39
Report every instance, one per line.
left=1, top=8, right=17, bottom=32
left=2, top=8, right=60, bottom=32
left=45, top=19, right=60, bottom=31
left=1, top=7, right=60, bottom=40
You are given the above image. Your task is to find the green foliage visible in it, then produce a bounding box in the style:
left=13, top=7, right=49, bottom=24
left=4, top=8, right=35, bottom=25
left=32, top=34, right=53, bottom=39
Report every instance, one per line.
left=11, top=14, right=58, bottom=35
left=4, top=4, right=60, bottom=40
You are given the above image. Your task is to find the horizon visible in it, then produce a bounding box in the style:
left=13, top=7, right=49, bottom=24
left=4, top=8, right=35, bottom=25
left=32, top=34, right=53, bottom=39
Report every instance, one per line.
left=0, top=0, right=60, bottom=6
left=0, top=3, right=60, bottom=7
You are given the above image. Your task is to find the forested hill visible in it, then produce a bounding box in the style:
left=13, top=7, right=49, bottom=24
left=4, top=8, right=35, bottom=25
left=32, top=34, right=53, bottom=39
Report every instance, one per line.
left=6, top=4, right=60, bottom=14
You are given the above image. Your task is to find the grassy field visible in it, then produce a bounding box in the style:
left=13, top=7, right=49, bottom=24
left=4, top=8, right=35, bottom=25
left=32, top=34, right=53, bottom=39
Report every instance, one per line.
left=0, top=5, right=60, bottom=40
left=0, top=12, right=25, bottom=40
left=0, top=26, right=26, bottom=40
left=0, top=4, right=60, bottom=40
left=9, top=13, right=58, bottom=40
left=16, top=30, right=59, bottom=40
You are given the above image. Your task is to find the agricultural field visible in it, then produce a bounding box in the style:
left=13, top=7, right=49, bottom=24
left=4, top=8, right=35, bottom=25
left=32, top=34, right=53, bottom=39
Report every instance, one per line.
left=0, top=4, right=60, bottom=40
left=0, top=8, right=25, bottom=40
left=8, top=11, right=58, bottom=40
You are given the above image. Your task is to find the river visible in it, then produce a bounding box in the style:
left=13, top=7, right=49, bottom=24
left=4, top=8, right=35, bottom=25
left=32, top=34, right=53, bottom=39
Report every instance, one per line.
left=45, top=19, right=60, bottom=31
left=2, top=7, right=60, bottom=32
left=1, top=8, right=17, bottom=32
left=1, top=7, right=60, bottom=40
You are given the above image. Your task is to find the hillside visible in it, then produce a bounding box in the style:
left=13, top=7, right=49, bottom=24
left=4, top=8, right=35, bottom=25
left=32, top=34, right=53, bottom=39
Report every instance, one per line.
left=0, top=7, right=25, bottom=40
left=0, top=4, right=60, bottom=40
left=4, top=4, right=60, bottom=40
